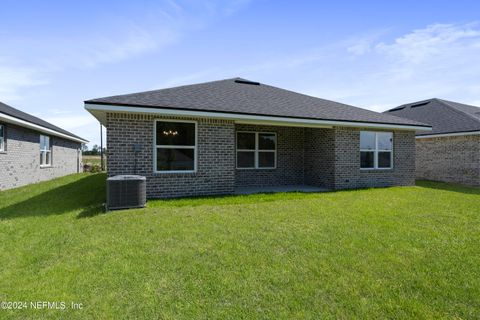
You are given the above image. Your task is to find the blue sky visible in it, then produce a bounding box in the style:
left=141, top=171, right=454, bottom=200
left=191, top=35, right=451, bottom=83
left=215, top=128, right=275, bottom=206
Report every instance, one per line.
left=1, top=0, right=480, bottom=146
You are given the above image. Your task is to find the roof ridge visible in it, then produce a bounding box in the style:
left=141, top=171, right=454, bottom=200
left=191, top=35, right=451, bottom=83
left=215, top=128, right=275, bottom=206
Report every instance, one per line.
left=436, top=98, right=480, bottom=123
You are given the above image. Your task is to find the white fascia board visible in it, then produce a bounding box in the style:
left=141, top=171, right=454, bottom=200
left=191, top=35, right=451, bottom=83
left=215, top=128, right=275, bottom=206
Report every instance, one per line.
left=84, top=103, right=432, bottom=131
left=416, top=131, right=480, bottom=139
left=0, top=113, right=88, bottom=144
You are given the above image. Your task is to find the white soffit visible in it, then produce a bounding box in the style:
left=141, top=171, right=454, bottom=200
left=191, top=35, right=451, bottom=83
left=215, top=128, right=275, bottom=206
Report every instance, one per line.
left=85, top=103, right=432, bottom=132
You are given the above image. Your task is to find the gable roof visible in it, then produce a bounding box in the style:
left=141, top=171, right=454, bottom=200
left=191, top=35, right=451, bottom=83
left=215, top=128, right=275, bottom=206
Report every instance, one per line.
left=85, top=78, right=430, bottom=130
left=0, top=101, right=87, bottom=143
left=385, top=98, right=480, bottom=136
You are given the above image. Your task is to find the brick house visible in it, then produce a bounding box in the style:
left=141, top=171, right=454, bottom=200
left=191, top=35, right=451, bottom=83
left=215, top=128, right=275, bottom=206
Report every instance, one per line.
left=386, top=98, right=480, bottom=186
left=85, top=78, right=431, bottom=198
left=0, top=101, right=87, bottom=190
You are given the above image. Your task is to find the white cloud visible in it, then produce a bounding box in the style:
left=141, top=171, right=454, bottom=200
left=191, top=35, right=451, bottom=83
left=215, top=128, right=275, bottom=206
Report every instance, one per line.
left=47, top=108, right=74, bottom=115
left=0, top=63, right=48, bottom=100
left=43, top=114, right=100, bottom=146
left=222, top=0, right=253, bottom=16
left=19, top=21, right=179, bottom=74
left=0, top=0, right=255, bottom=145
left=375, top=23, right=480, bottom=64
left=68, top=27, right=164, bottom=69
left=0, top=23, right=170, bottom=101
left=0, top=0, right=253, bottom=103
left=347, top=41, right=372, bottom=55
left=354, top=23, right=480, bottom=110
left=44, top=115, right=97, bottom=131
left=239, top=22, right=480, bottom=112
left=117, top=21, right=480, bottom=117
left=155, top=70, right=220, bottom=89
left=345, top=30, right=389, bottom=56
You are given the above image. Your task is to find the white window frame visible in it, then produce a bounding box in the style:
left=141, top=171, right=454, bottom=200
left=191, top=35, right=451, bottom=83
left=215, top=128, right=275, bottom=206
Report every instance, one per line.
left=153, top=119, right=197, bottom=174
left=40, top=134, right=52, bottom=167
left=236, top=131, right=277, bottom=169
left=360, top=131, right=393, bottom=170
left=0, top=124, right=4, bottom=152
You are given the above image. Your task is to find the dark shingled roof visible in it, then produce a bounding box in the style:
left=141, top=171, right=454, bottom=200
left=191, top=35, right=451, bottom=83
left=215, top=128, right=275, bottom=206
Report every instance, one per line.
left=86, top=78, right=429, bottom=128
left=0, top=101, right=86, bottom=142
left=385, top=98, right=480, bottom=136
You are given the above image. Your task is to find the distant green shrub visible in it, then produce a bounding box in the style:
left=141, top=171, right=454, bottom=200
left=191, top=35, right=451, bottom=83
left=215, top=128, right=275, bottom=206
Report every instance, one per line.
left=83, top=164, right=102, bottom=173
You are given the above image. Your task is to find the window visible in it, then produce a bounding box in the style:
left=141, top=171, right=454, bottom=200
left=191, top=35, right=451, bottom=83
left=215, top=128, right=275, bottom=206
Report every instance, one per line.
left=236, top=132, right=276, bottom=169
left=40, top=135, right=52, bottom=166
left=0, top=125, right=4, bottom=151
left=360, top=131, right=393, bottom=169
left=155, top=120, right=196, bottom=172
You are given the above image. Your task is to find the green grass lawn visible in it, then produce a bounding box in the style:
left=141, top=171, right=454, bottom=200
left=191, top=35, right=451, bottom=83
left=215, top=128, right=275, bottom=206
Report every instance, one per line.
left=0, top=174, right=479, bottom=319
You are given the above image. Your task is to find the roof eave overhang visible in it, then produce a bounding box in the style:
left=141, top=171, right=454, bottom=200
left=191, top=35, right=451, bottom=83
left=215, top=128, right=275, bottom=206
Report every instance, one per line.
left=416, top=130, right=480, bottom=138
left=84, top=103, right=432, bottom=132
left=0, top=112, right=88, bottom=144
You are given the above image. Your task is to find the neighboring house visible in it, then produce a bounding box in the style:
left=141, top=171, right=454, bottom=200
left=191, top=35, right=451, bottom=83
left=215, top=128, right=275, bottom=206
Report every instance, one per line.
left=0, top=101, right=88, bottom=190
left=386, top=98, right=480, bottom=186
left=85, top=78, right=430, bottom=199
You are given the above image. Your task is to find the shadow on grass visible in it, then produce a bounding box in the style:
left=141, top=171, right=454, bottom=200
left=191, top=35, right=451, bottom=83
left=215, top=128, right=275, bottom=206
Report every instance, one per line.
left=6, top=175, right=475, bottom=219
left=0, top=174, right=107, bottom=220
left=76, top=204, right=107, bottom=219
left=416, top=180, right=480, bottom=195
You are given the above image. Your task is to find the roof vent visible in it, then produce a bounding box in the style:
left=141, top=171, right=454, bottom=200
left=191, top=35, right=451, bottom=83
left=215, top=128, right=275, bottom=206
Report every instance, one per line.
left=388, top=106, right=405, bottom=112
left=410, top=102, right=430, bottom=108
left=234, top=79, right=260, bottom=85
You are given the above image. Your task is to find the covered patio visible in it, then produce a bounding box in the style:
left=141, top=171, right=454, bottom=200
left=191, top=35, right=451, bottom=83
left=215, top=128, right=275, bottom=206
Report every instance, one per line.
left=234, top=124, right=336, bottom=191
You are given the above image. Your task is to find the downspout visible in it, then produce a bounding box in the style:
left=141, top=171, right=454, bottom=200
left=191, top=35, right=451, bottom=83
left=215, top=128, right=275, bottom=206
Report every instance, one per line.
left=100, top=123, right=104, bottom=171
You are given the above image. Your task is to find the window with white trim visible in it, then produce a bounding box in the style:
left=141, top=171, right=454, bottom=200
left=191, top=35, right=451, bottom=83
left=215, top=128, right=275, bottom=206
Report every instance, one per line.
left=360, top=131, right=393, bottom=169
left=40, top=135, right=52, bottom=166
left=0, top=125, right=4, bottom=152
left=236, top=132, right=276, bottom=169
left=155, top=120, right=196, bottom=172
